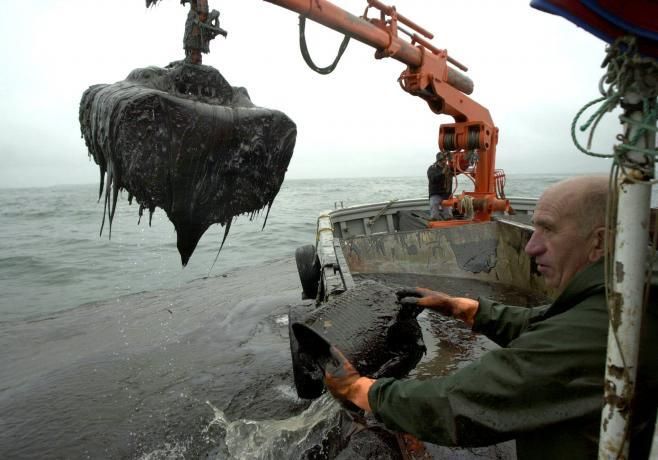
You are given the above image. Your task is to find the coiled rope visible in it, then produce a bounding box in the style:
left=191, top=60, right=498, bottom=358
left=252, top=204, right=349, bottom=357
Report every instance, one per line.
left=571, top=36, right=658, bottom=174
left=458, top=195, right=474, bottom=220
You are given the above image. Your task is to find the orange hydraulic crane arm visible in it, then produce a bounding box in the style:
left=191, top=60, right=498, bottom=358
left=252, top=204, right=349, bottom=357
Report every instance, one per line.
left=265, top=0, right=491, bottom=124
left=264, top=0, right=505, bottom=218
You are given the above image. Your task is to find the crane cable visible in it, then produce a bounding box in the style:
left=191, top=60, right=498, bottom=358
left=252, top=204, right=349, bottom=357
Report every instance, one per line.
left=298, top=16, right=351, bottom=75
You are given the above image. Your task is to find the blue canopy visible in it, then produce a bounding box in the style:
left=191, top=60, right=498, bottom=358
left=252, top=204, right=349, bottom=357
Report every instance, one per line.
left=530, top=0, right=658, bottom=57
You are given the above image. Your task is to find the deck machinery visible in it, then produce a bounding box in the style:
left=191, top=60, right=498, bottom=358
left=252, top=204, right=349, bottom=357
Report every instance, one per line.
left=176, top=0, right=510, bottom=225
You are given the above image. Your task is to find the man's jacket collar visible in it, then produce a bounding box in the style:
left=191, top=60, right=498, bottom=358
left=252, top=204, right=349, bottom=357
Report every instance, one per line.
left=542, top=260, right=606, bottom=320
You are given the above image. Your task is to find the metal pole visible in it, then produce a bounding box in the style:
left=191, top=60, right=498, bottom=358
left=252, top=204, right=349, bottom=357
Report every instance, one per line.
left=599, top=93, right=656, bottom=459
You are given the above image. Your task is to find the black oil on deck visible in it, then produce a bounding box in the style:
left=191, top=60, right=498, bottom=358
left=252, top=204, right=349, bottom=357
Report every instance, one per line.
left=353, top=273, right=550, bottom=379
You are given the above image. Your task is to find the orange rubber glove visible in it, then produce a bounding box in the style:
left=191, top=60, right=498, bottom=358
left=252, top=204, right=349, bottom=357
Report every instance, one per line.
left=396, top=287, right=479, bottom=326
left=323, top=345, right=374, bottom=412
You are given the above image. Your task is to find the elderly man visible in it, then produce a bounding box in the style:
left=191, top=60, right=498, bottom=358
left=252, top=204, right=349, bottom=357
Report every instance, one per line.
left=324, top=176, right=658, bottom=459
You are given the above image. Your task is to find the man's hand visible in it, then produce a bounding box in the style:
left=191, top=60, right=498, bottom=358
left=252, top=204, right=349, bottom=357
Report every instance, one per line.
left=323, top=345, right=374, bottom=412
left=396, top=287, right=479, bottom=326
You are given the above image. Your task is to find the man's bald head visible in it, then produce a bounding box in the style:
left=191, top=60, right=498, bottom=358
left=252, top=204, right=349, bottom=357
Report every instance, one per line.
left=543, top=176, right=609, bottom=236
left=526, top=175, right=609, bottom=291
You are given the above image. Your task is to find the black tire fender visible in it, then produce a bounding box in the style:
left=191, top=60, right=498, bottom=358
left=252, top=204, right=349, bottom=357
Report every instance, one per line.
left=295, top=244, right=321, bottom=300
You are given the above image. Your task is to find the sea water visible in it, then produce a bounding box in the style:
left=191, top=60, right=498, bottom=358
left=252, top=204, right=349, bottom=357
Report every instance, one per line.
left=0, top=174, right=567, bottom=321
left=0, top=174, right=599, bottom=322
left=0, top=175, right=656, bottom=459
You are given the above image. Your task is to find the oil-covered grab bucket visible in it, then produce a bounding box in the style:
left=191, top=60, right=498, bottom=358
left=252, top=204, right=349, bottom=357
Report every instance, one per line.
left=290, top=280, right=426, bottom=399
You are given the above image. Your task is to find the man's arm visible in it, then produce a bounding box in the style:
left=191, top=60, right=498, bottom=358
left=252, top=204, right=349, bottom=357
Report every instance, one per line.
left=396, top=287, right=479, bottom=326
left=327, top=300, right=607, bottom=447
left=474, top=298, right=550, bottom=347
left=396, top=287, right=549, bottom=346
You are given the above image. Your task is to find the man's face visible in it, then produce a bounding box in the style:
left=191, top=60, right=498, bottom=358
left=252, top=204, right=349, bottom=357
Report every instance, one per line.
left=524, top=189, right=595, bottom=292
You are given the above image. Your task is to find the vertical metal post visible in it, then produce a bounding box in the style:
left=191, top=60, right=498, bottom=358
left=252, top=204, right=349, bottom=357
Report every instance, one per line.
left=599, top=93, right=656, bottom=459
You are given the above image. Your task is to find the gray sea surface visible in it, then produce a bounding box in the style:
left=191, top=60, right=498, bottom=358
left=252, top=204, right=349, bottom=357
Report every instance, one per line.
left=0, top=174, right=656, bottom=459
left=0, top=174, right=575, bottom=322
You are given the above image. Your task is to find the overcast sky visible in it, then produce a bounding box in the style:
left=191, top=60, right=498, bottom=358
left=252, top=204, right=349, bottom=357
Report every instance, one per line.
left=0, top=0, right=624, bottom=188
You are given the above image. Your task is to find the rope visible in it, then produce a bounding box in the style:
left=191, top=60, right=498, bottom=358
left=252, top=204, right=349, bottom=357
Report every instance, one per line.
left=368, top=199, right=398, bottom=226
left=458, top=195, right=474, bottom=220
left=570, top=36, right=658, bottom=181
left=298, top=16, right=351, bottom=75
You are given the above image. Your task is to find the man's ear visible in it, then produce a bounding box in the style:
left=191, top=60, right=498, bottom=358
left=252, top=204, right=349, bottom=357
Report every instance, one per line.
left=589, top=226, right=606, bottom=262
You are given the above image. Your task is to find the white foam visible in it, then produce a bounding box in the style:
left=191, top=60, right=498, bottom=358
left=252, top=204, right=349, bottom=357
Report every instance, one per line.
left=204, top=396, right=338, bottom=459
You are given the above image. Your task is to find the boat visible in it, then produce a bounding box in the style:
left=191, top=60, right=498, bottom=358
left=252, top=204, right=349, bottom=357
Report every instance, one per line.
left=290, top=196, right=550, bottom=369
left=286, top=195, right=548, bottom=458
left=290, top=188, right=657, bottom=458
left=295, top=196, right=547, bottom=304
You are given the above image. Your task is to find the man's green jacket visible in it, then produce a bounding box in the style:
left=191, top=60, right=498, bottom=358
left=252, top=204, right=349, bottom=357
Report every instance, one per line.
left=369, top=259, right=658, bottom=459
